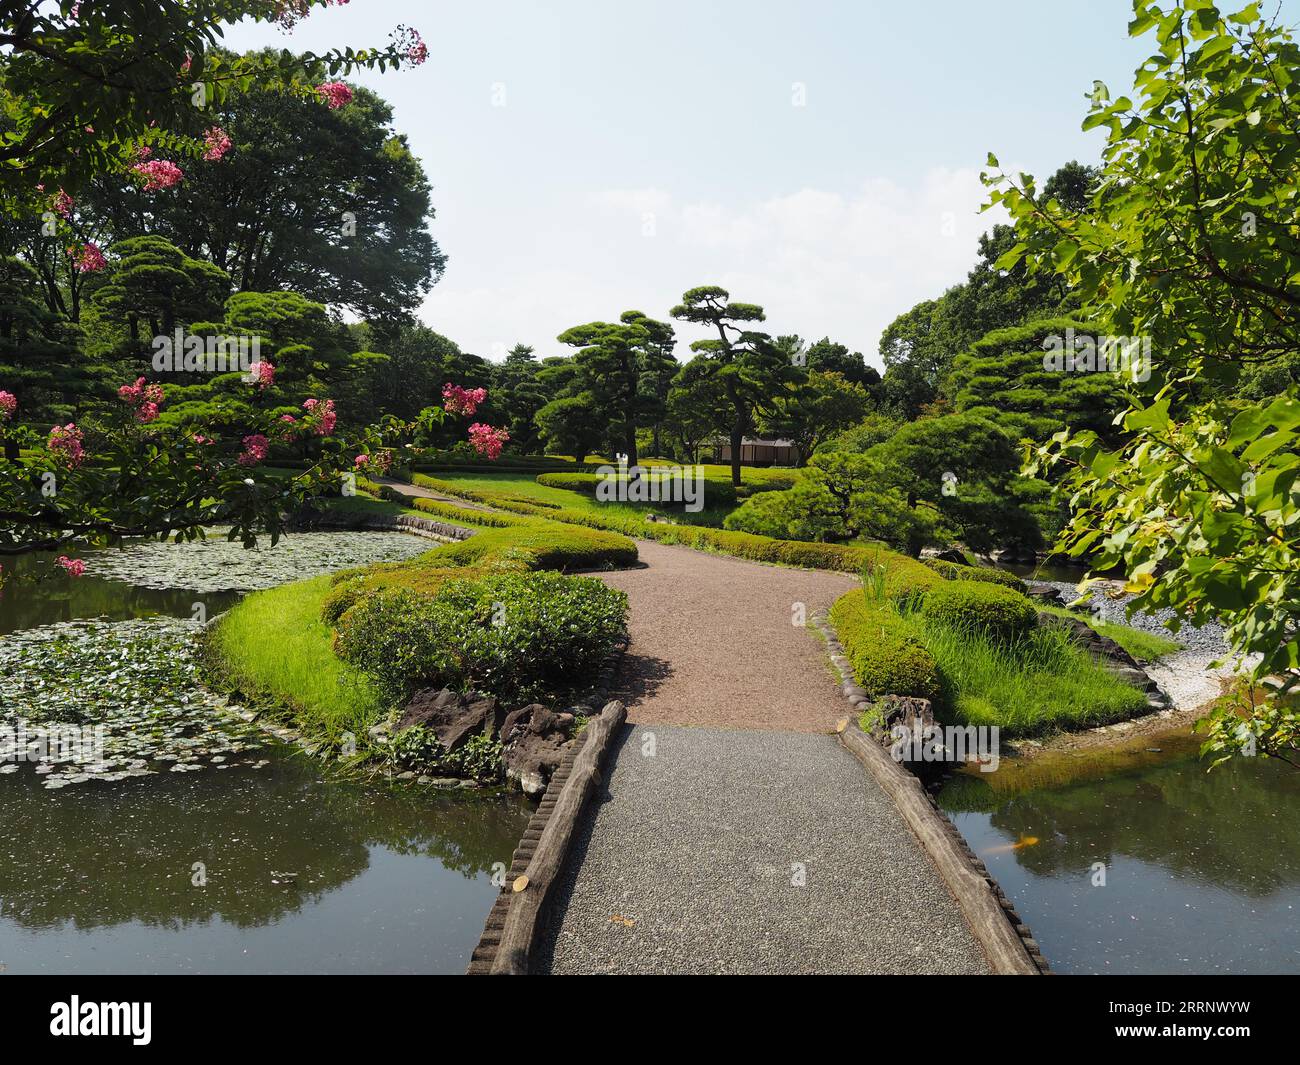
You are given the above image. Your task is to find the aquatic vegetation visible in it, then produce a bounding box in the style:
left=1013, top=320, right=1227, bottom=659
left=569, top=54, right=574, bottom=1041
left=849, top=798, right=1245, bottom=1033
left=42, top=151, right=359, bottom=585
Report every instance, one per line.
left=0, top=617, right=267, bottom=790
left=88, top=529, right=431, bottom=592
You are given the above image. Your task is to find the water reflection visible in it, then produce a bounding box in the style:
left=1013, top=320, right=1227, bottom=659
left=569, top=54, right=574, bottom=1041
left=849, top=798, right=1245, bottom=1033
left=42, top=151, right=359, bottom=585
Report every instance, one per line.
left=942, top=750, right=1300, bottom=973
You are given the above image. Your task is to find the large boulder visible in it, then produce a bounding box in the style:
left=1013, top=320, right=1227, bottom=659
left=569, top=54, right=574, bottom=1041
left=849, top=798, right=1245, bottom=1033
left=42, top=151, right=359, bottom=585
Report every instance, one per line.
left=397, top=687, right=500, bottom=751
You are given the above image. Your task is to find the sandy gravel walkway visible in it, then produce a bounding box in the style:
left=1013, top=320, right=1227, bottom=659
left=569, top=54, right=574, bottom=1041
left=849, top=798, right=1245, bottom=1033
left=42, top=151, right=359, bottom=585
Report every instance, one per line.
left=597, top=540, right=856, bottom=731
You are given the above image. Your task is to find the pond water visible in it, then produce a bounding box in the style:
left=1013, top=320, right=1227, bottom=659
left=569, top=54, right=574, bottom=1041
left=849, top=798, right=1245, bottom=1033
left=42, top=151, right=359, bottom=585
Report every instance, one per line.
left=940, top=737, right=1300, bottom=974
left=0, top=532, right=530, bottom=974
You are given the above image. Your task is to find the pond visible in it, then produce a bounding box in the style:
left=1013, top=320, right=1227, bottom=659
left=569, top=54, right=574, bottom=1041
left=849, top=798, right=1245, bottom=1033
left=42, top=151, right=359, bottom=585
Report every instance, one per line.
left=940, top=735, right=1300, bottom=974
left=0, top=532, right=530, bottom=974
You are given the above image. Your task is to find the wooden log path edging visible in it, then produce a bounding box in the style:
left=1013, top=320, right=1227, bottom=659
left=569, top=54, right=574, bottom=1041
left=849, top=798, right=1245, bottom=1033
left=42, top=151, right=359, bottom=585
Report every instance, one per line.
left=837, top=722, right=1044, bottom=975
left=812, top=613, right=1048, bottom=975
left=467, top=700, right=627, bottom=976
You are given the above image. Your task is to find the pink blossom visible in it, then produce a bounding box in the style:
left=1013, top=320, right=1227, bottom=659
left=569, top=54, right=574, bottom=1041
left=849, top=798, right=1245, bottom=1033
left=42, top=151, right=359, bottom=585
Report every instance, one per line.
left=180, top=55, right=192, bottom=74
left=442, top=382, right=487, bottom=417
left=132, top=159, right=184, bottom=191
left=203, top=126, right=232, bottom=162
left=56, top=556, right=86, bottom=577
left=71, top=242, right=105, bottom=273
left=52, top=190, right=73, bottom=218
left=467, top=423, right=510, bottom=460
left=249, top=360, right=275, bottom=391
left=136, top=145, right=152, bottom=160
left=192, top=434, right=213, bottom=445
left=315, top=81, right=353, bottom=109
left=393, top=25, right=427, bottom=66
left=117, top=377, right=164, bottom=421
left=48, top=423, right=85, bottom=468
left=303, top=398, right=336, bottom=435
left=237, top=433, right=270, bottom=466
left=0, top=391, right=16, bottom=420
left=354, top=454, right=369, bottom=467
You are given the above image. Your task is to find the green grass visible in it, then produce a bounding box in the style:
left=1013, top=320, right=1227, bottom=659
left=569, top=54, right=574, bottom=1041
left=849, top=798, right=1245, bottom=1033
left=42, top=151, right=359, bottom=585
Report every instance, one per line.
left=206, top=487, right=638, bottom=743
left=206, top=573, right=386, bottom=738
left=428, top=470, right=740, bottom=526
left=1038, top=604, right=1182, bottom=663
left=912, top=617, right=1150, bottom=736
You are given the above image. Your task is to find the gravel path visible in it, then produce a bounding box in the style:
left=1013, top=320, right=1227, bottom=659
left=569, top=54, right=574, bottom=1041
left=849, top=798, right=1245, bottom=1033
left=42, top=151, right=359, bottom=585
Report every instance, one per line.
left=596, top=540, right=856, bottom=731
left=535, top=725, right=991, bottom=974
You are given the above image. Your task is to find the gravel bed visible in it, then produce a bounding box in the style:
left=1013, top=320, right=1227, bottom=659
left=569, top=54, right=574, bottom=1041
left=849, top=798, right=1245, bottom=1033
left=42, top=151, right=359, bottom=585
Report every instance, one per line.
left=535, top=726, right=991, bottom=975
left=1041, top=580, right=1229, bottom=655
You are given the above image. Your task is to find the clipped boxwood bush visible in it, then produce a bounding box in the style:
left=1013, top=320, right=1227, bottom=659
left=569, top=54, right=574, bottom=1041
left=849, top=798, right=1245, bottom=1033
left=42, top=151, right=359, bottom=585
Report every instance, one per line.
left=918, top=579, right=1038, bottom=641
left=923, top=558, right=1027, bottom=593
left=334, top=570, right=628, bottom=706
left=830, top=588, right=940, bottom=701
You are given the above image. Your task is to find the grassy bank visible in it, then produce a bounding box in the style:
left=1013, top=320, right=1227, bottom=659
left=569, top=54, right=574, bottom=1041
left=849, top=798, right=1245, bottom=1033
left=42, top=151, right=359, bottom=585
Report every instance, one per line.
left=204, top=491, right=638, bottom=748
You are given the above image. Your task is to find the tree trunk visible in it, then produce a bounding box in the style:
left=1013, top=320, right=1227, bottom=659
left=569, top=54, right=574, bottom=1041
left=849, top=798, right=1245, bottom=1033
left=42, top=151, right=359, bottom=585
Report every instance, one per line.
left=729, top=421, right=743, bottom=487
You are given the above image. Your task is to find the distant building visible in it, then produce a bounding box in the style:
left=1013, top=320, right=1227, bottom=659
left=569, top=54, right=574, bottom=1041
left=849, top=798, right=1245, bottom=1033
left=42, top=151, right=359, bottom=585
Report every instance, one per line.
left=709, top=436, right=798, bottom=467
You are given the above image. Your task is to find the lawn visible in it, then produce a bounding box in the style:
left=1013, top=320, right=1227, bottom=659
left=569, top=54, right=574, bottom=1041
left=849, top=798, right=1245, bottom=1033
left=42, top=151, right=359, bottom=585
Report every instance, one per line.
left=428, top=469, right=747, bottom=527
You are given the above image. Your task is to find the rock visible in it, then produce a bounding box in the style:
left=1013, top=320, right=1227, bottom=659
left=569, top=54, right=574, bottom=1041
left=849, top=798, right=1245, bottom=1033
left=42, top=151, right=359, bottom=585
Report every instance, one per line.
left=397, top=687, right=498, bottom=751
left=502, top=704, right=572, bottom=798
left=1026, top=582, right=1066, bottom=606
left=499, top=702, right=548, bottom=746
left=932, top=548, right=967, bottom=565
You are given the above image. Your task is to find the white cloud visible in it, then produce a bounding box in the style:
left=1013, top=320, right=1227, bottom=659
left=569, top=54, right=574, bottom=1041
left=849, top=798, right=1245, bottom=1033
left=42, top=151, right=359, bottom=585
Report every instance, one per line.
left=419, top=165, right=1008, bottom=369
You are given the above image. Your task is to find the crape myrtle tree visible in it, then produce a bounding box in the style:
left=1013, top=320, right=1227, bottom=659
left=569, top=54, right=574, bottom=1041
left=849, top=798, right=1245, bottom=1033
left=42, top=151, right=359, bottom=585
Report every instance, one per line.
left=988, top=0, right=1300, bottom=765
left=670, top=286, right=804, bottom=487
left=83, top=67, right=443, bottom=325
left=0, top=0, right=445, bottom=559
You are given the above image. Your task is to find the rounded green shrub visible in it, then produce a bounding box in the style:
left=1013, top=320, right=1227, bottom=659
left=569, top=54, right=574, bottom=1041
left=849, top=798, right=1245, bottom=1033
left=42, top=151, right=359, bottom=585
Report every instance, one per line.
left=923, top=558, right=1028, bottom=593
left=334, top=570, right=628, bottom=706
left=829, top=589, right=941, bottom=701
left=919, top=579, right=1038, bottom=641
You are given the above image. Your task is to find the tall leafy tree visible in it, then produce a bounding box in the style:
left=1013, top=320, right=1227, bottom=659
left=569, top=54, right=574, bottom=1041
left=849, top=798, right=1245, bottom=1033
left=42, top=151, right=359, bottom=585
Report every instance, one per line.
left=990, top=1, right=1300, bottom=764
left=84, top=70, right=442, bottom=324
left=757, top=369, right=872, bottom=465
left=0, top=3, right=427, bottom=213
left=0, top=255, right=88, bottom=453
left=670, top=285, right=803, bottom=486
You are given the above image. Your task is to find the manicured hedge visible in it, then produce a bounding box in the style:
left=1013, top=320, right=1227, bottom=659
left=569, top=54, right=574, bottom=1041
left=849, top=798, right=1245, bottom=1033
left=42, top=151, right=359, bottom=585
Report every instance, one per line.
left=830, top=589, right=941, bottom=701
left=919, top=579, right=1039, bottom=641
left=923, top=558, right=1027, bottom=593
left=334, top=570, right=628, bottom=705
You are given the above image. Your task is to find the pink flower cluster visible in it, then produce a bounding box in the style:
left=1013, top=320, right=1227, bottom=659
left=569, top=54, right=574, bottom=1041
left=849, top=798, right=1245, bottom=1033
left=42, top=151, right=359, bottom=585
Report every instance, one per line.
left=56, top=556, right=86, bottom=577
left=354, top=449, right=394, bottom=473
left=316, top=81, right=353, bottom=109
left=132, top=159, right=184, bottom=191
left=117, top=377, right=165, bottom=423
left=203, top=127, right=232, bottom=162
left=467, top=423, right=510, bottom=460
left=249, top=360, right=276, bottom=391
left=70, top=242, right=105, bottom=273
left=52, top=190, right=74, bottom=218
left=238, top=433, right=270, bottom=466
left=0, top=391, right=16, bottom=420
left=48, top=423, right=85, bottom=468
left=394, top=26, right=428, bottom=66
left=442, top=382, right=487, bottom=417
left=302, top=397, right=337, bottom=435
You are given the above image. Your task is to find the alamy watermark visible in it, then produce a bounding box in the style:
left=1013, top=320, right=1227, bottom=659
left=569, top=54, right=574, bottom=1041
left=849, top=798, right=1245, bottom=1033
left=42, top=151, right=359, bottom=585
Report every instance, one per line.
left=889, top=718, right=1000, bottom=772
left=595, top=457, right=705, bottom=513
left=0, top=722, right=106, bottom=764
left=151, top=328, right=262, bottom=381
left=1042, top=326, right=1152, bottom=383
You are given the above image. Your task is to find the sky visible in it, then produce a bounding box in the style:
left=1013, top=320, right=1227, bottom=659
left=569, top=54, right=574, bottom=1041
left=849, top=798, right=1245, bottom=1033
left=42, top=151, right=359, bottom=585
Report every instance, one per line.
left=222, top=0, right=1289, bottom=369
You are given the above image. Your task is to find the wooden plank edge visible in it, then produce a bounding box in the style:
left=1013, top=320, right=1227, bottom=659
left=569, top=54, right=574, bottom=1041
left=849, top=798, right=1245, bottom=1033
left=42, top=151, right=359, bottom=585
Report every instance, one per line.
left=838, top=720, right=1040, bottom=976
left=487, top=700, right=627, bottom=975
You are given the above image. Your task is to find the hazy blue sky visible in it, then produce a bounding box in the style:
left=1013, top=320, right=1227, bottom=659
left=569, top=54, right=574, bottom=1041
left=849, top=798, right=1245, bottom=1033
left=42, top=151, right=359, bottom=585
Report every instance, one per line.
left=225, top=1, right=1293, bottom=367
